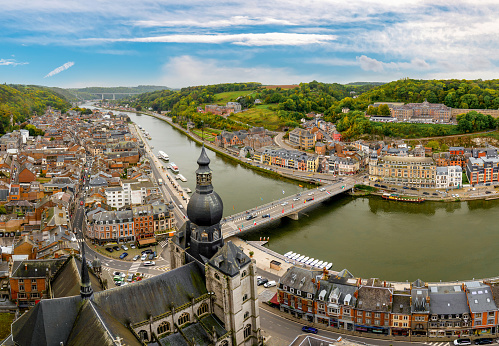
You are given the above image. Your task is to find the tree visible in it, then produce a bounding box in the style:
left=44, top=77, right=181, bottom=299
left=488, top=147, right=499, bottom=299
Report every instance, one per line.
left=377, top=104, right=391, bottom=116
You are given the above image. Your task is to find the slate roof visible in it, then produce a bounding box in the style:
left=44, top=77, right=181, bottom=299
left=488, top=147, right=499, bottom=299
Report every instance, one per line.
left=51, top=257, right=103, bottom=298
left=11, top=258, right=66, bottom=278
left=279, top=266, right=322, bottom=295
left=66, top=300, right=141, bottom=346
left=11, top=295, right=82, bottom=346
left=357, top=285, right=393, bottom=312
left=465, top=282, right=497, bottom=313
left=428, top=285, right=469, bottom=315
left=207, top=241, right=250, bottom=277
left=392, top=294, right=411, bottom=315
left=92, top=261, right=207, bottom=325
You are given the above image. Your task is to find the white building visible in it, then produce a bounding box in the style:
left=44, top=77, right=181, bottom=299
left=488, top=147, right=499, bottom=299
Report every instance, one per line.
left=104, top=186, right=126, bottom=209
left=435, top=166, right=462, bottom=189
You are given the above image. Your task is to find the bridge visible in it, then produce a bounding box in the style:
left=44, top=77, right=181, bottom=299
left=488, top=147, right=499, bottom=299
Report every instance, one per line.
left=220, top=179, right=356, bottom=237
left=92, top=93, right=142, bottom=100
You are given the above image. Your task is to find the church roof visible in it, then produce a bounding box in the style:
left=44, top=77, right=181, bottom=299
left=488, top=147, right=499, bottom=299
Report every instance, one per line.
left=208, top=241, right=250, bottom=277
left=51, top=257, right=103, bottom=298
left=66, top=300, right=141, bottom=346
left=197, top=145, right=210, bottom=166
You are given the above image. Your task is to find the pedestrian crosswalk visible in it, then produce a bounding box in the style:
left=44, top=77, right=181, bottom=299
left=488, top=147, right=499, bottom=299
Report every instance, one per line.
left=424, top=342, right=451, bottom=346
left=129, top=261, right=141, bottom=273
left=159, top=240, right=168, bottom=248
left=102, top=266, right=153, bottom=279
left=155, top=266, right=170, bottom=272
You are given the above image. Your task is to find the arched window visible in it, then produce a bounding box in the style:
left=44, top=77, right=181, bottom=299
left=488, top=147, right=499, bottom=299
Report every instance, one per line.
left=244, top=311, right=249, bottom=319
left=244, top=324, right=252, bottom=339
left=214, top=273, right=220, bottom=280
left=138, top=330, right=149, bottom=341
left=178, top=312, right=190, bottom=326
left=157, top=321, right=170, bottom=335
left=241, top=270, right=247, bottom=278
left=243, top=294, right=248, bottom=302
left=197, top=302, right=209, bottom=316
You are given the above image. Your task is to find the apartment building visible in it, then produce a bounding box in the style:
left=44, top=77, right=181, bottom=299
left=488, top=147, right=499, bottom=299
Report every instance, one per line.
left=289, top=128, right=315, bottom=150
left=464, top=282, right=498, bottom=336
left=87, top=210, right=134, bottom=245
left=466, top=157, right=499, bottom=185
left=369, top=155, right=436, bottom=188
left=435, top=166, right=462, bottom=189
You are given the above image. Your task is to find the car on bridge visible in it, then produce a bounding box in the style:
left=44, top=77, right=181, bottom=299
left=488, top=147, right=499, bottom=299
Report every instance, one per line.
left=319, top=188, right=325, bottom=191
left=293, top=197, right=300, bottom=201
left=281, top=202, right=288, bottom=206
left=261, top=214, right=270, bottom=218
left=246, top=214, right=256, bottom=220
left=305, top=198, right=313, bottom=202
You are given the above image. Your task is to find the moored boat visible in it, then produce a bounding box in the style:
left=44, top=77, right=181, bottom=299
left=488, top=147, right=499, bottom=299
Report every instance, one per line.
left=382, top=193, right=425, bottom=203
left=168, top=162, right=179, bottom=173
left=177, top=174, right=187, bottom=182
left=158, top=151, right=169, bottom=161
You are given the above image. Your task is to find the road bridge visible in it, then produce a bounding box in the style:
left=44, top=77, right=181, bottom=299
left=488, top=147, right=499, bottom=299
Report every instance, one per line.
left=92, top=92, right=142, bottom=100
left=221, top=178, right=356, bottom=237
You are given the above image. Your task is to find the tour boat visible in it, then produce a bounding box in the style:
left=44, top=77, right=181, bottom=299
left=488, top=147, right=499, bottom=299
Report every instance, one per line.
left=284, top=251, right=292, bottom=257
left=285, top=252, right=295, bottom=258
left=291, top=253, right=301, bottom=260
left=305, top=258, right=314, bottom=265
left=301, top=256, right=310, bottom=263
left=184, top=187, right=192, bottom=194
left=168, top=162, right=179, bottom=173
left=297, top=255, right=305, bottom=262
left=315, top=261, right=324, bottom=268
left=177, top=174, right=187, bottom=182
left=382, top=193, right=425, bottom=203
left=310, top=259, right=319, bottom=266
left=325, top=263, right=333, bottom=270
left=158, top=151, right=169, bottom=161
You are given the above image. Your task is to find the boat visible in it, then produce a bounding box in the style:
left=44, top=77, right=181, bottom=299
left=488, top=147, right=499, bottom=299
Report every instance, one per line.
left=291, top=253, right=301, bottom=260
left=315, top=261, right=324, bottom=267
left=305, top=258, right=314, bottom=265
left=382, top=193, right=425, bottom=203
left=301, top=256, right=310, bottom=263
left=285, top=252, right=294, bottom=258
left=184, top=187, right=192, bottom=194
left=138, top=125, right=142, bottom=129
left=150, top=145, right=154, bottom=149
left=158, top=151, right=169, bottom=161
left=168, top=162, right=179, bottom=173
left=297, top=255, right=305, bottom=262
left=310, top=259, right=319, bottom=266
left=177, top=174, right=187, bottom=182
left=325, top=263, right=333, bottom=270
left=284, top=251, right=292, bottom=257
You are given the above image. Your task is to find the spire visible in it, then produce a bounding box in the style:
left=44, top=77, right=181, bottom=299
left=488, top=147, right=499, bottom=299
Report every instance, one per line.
left=197, top=144, right=210, bottom=166
left=80, top=243, right=94, bottom=300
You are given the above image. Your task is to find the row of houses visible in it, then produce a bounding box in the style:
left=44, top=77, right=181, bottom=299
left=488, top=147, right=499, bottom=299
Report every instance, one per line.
left=278, top=266, right=499, bottom=339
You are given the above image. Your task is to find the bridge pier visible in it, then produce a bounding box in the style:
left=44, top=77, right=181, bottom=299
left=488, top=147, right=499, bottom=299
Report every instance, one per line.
left=287, top=213, right=299, bottom=221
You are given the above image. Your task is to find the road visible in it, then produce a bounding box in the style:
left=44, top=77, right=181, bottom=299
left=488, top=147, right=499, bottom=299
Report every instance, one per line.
left=259, top=307, right=426, bottom=346
left=274, top=132, right=296, bottom=151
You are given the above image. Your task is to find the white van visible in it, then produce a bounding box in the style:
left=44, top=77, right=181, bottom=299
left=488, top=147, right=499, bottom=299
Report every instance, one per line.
left=264, top=280, right=276, bottom=288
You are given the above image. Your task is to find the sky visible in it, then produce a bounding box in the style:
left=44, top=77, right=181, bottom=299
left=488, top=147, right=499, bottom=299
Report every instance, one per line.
left=2, top=0, right=499, bottom=88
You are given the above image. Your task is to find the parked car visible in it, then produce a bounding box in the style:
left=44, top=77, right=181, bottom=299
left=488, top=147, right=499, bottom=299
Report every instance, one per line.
left=257, top=278, right=268, bottom=286
left=263, top=280, right=276, bottom=288
left=178, top=205, right=183, bottom=209
left=432, top=193, right=438, bottom=196
left=261, top=214, right=270, bottom=218
left=121, top=245, right=128, bottom=251
left=130, top=243, right=136, bottom=249
left=403, top=186, right=409, bottom=189
left=486, top=191, right=492, bottom=194
left=143, top=261, right=155, bottom=266
left=115, top=280, right=123, bottom=286
left=141, top=249, right=153, bottom=255
left=301, top=326, right=318, bottom=334
left=423, top=192, right=429, bottom=195
left=410, top=187, right=417, bottom=190
left=141, top=254, right=147, bottom=261
left=119, top=252, right=128, bottom=259
left=127, top=274, right=134, bottom=282
left=113, top=246, right=120, bottom=251
left=148, top=253, right=154, bottom=260
left=374, top=183, right=380, bottom=187
left=246, top=214, right=255, bottom=221
left=454, top=339, right=471, bottom=346
left=113, top=275, right=124, bottom=282
left=281, top=202, right=289, bottom=206
left=132, top=255, right=140, bottom=261
left=474, top=339, right=493, bottom=345
left=105, top=247, right=113, bottom=253
left=113, top=271, right=126, bottom=278
left=80, top=201, right=84, bottom=206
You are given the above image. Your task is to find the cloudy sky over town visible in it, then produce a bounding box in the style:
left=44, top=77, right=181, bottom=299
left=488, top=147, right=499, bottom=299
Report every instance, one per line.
left=2, top=0, right=499, bottom=87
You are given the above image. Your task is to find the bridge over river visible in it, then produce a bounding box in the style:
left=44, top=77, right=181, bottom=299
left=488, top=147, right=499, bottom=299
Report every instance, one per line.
left=220, top=178, right=356, bottom=237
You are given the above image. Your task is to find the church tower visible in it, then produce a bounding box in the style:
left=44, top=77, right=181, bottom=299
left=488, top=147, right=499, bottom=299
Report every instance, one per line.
left=170, top=145, right=224, bottom=268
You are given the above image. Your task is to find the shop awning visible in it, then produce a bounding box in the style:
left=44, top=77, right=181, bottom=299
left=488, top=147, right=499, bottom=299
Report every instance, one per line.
left=269, top=293, right=280, bottom=306
left=138, top=237, right=157, bottom=246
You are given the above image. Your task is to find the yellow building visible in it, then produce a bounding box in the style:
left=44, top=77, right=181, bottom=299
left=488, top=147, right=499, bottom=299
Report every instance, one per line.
left=369, top=155, right=436, bottom=188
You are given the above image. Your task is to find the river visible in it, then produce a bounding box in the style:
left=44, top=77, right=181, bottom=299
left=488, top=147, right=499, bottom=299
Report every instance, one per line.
left=98, top=107, right=499, bottom=282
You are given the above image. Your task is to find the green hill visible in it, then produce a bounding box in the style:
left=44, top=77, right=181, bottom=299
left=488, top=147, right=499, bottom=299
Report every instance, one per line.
left=69, top=85, right=171, bottom=100
left=0, top=84, right=70, bottom=134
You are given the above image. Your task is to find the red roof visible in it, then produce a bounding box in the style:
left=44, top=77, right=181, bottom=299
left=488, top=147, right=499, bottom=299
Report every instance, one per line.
left=269, top=293, right=280, bottom=306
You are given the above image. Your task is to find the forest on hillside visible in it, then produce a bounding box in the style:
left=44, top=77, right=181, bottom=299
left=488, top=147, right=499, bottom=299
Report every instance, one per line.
left=0, top=84, right=70, bottom=135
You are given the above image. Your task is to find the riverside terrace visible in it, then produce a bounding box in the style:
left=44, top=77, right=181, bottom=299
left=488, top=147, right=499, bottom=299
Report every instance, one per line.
left=220, top=178, right=356, bottom=237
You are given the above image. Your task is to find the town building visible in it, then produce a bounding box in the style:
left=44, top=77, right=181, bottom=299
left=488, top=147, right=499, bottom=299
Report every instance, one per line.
left=289, top=128, right=315, bottom=150
left=466, top=157, right=499, bottom=185
left=410, top=279, right=430, bottom=337
left=87, top=210, right=134, bottom=245
left=369, top=155, right=436, bottom=188
left=353, top=279, right=393, bottom=335
left=435, top=166, right=462, bottom=189
left=390, top=100, right=452, bottom=123
left=464, top=282, right=498, bottom=336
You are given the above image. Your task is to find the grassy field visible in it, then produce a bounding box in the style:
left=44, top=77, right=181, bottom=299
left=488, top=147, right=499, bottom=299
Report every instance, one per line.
left=230, top=105, right=285, bottom=131
left=214, top=90, right=257, bottom=104
left=0, top=313, right=14, bottom=340
left=191, top=128, right=218, bottom=141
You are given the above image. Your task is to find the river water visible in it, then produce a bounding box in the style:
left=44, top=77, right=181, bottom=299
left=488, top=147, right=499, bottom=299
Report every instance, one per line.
left=102, top=107, right=499, bottom=282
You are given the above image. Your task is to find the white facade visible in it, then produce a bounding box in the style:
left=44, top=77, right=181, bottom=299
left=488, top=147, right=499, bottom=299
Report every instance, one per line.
left=105, top=187, right=126, bottom=209
left=435, top=165, right=462, bottom=189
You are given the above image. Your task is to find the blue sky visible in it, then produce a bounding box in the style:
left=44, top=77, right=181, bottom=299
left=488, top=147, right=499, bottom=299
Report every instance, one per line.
left=2, top=0, right=499, bottom=88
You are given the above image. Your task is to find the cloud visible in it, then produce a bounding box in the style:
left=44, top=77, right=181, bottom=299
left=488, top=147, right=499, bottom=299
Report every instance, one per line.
left=356, top=55, right=430, bottom=72
left=161, top=55, right=317, bottom=88
left=0, top=58, right=28, bottom=66
left=84, top=33, right=336, bottom=46
left=44, top=61, right=75, bottom=78
left=133, top=16, right=296, bottom=28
